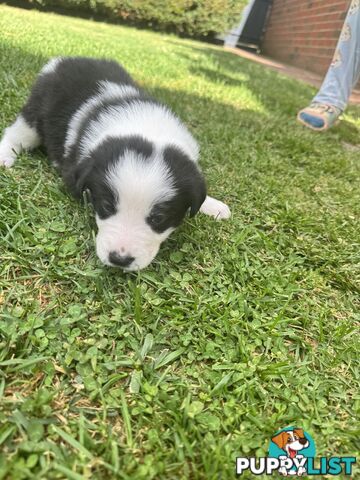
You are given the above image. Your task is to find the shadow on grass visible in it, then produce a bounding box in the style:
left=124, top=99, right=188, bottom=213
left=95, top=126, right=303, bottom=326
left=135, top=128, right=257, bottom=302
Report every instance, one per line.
left=167, top=41, right=360, bottom=142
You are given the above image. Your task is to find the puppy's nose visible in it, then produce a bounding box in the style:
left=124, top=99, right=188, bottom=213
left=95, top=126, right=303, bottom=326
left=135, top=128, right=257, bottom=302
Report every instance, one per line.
left=299, top=438, right=308, bottom=445
left=109, top=252, right=134, bottom=268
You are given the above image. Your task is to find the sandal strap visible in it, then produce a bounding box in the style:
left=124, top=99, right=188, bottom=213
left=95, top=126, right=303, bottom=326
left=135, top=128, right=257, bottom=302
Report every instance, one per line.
left=308, top=103, right=341, bottom=115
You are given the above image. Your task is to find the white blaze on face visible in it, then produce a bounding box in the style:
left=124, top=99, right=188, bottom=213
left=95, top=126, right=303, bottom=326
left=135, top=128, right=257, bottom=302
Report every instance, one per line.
left=95, top=151, right=175, bottom=270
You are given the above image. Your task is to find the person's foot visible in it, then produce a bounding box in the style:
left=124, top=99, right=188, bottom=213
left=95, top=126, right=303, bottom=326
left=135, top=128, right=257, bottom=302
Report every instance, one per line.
left=297, top=102, right=342, bottom=131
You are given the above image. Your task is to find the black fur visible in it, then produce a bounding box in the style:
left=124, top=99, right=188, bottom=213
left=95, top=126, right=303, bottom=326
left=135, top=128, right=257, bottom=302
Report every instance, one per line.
left=22, top=57, right=142, bottom=169
left=146, top=146, right=207, bottom=233
left=20, top=56, right=206, bottom=229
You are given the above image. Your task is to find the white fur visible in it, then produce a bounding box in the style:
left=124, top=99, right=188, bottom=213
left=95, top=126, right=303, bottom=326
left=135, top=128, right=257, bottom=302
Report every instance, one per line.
left=0, top=115, right=40, bottom=168
left=79, top=101, right=199, bottom=162
left=41, top=57, right=63, bottom=75
left=96, top=150, right=175, bottom=270
left=200, top=195, right=231, bottom=219
left=64, top=81, right=139, bottom=156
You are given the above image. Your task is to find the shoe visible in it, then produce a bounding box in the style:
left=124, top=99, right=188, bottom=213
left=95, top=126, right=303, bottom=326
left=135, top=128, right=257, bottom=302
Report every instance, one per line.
left=297, top=103, right=342, bottom=131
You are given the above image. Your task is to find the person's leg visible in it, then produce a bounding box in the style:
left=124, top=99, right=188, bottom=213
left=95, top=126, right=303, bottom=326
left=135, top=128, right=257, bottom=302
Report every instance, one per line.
left=298, top=0, right=360, bottom=131
left=314, top=0, right=360, bottom=110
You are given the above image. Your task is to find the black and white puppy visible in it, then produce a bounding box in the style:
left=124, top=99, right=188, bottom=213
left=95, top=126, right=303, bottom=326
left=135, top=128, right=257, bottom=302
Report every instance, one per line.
left=0, top=57, right=230, bottom=270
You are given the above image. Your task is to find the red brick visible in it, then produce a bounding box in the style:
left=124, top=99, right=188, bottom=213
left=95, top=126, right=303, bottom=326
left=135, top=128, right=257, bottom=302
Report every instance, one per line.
left=262, top=0, right=351, bottom=75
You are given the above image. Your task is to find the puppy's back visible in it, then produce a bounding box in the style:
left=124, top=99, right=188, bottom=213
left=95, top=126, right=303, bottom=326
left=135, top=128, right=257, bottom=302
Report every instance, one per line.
left=21, top=57, right=138, bottom=163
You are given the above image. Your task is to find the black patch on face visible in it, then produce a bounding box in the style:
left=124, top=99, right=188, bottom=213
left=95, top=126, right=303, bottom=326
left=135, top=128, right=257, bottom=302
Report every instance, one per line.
left=85, top=178, right=118, bottom=219
left=146, top=146, right=207, bottom=232
left=147, top=200, right=187, bottom=233
left=68, top=135, right=153, bottom=219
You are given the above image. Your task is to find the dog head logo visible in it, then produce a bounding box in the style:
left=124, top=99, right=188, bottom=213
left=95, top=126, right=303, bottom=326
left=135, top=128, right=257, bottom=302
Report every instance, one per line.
left=268, top=427, right=315, bottom=476
left=272, top=428, right=309, bottom=459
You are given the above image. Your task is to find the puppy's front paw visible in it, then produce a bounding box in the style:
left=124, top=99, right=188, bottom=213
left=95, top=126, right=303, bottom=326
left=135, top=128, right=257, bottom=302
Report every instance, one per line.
left=0, top=144, right=16, bottom=168
left=200, top=195, right=231, bottom=220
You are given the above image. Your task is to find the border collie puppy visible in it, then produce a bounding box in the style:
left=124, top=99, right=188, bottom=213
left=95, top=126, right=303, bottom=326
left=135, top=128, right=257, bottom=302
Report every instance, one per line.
left=0, top=57, right=230, bottom=270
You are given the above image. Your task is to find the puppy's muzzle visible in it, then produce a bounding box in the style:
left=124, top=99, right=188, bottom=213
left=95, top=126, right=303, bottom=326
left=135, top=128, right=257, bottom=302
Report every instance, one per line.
left=108, top=252, right=134, bottom=268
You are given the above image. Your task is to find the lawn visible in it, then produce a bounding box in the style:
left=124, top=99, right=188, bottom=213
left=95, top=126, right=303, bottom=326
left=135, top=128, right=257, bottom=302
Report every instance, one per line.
left=0, top=5, right=359, bottom=479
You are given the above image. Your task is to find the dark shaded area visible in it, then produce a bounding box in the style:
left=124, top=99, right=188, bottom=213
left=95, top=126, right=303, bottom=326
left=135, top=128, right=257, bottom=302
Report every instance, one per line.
left=1, top=0, right=231, bottom=44
left=239, top=0, right=272, bottom=51
left=166, top=41, right=317, bottom=114
left=2, top=0, right=147, bottom=33
left=167, top=41, right=360, bottom=138
left=240, top=0, right=272, bottom=46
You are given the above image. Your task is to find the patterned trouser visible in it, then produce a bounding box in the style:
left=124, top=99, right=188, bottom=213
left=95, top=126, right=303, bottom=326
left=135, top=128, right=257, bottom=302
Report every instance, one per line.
left=314, top=0, right=360, bottom=110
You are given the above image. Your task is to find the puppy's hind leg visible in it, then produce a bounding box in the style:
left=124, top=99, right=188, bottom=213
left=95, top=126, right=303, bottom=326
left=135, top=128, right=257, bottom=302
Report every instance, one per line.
left=200, top=195, right=231, bottom=220
left=0, top=115, right=41, bottom=168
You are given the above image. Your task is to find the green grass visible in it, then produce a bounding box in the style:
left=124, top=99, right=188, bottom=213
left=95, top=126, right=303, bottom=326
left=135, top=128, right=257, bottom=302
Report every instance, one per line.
left=0, top=5, right=359, bottom=479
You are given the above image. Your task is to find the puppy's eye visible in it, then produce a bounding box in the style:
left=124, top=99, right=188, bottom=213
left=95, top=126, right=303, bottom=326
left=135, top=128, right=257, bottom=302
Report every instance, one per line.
left=95, top=198, right=117, bottom=219
left=148, top=212, right=166, bottom=227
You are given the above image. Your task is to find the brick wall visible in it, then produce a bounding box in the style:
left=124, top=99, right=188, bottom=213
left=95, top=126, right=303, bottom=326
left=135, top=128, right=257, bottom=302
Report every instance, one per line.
left=262, top=0, right=351, bottom=75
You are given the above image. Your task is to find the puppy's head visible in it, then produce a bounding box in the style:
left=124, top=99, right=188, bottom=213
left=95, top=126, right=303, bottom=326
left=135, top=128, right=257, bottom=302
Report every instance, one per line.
left=76, top=137, right=206, bottom=270
left=271, top=429, right=309, bottom=458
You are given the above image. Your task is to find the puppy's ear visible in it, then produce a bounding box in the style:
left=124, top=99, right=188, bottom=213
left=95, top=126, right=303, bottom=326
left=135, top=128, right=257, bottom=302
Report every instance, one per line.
left=271, top=432, right=288, bottom=450
left=294, top=428, right=305, bottom=439
left=189, top=169, right=207, bottom=217
left=163, top=145, right=207, bottom=218
left=74, top=160, right=95, bottom=198
left=63, top=156, right=95, bottom=199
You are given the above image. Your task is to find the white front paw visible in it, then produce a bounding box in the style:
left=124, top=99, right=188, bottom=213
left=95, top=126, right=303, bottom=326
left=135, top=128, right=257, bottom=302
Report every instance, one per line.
left=0, top=144, right=16, bottom=168
left=200, top=196, right=231, bottom=220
